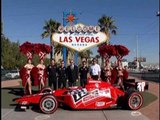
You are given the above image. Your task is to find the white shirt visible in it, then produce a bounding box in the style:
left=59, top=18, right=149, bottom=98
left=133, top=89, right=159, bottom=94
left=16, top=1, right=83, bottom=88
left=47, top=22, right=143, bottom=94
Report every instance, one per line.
left=90, top=64, right=101, bottom=75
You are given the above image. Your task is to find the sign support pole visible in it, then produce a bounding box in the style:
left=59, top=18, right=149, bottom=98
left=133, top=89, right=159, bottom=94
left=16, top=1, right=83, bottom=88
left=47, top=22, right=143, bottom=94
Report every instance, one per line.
left=74, top=51, right=78, bottom=65
left=63, top=12, right=67, bottom=67
left=63, top=11, right=79, bottom=66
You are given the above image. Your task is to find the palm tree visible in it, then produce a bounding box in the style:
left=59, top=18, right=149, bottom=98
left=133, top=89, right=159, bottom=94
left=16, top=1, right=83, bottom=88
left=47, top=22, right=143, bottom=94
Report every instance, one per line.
left=41, top=19, right=61, bottom=60
left=98, top=15, right=117, bottom=66
left=95, top=54, right=101, bottom=64
left=1, top=22, right=3, bottom=36
left=98, top=15, right=117, bottom=40
left=54, top=43, right=63, bottom=56
left=79, top=50, right=93, bottom=64
left=54, top=43, right=75, bottom=64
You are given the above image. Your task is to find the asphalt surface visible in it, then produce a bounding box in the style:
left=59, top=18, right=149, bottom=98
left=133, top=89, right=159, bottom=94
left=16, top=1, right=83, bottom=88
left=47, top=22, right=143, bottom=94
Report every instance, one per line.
left=1, top=76, right=154, bottom=120
left=2, top=107, right=150, bottom=120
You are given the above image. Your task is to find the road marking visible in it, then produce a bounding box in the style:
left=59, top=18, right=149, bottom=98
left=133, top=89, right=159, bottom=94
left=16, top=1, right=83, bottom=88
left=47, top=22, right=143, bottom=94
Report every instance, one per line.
left=102, top=110, right=109, bottom=120
left=34, top=115, right=50, bottom=120
left=131, top=111, right=142, bottom=116
left=2, top=109, right=14, bottom=118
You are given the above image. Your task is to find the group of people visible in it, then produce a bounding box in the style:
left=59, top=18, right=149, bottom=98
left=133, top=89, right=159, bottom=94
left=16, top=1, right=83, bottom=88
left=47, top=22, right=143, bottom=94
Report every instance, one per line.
left=101, top=61, right=129, bottom=90
left=47, top=58, right=84, bottom=90
left=20, top=57, right=48, bottom=95
left=21, top=57, right=128, bottom=95
left=47, top=58, right=102, bottom=90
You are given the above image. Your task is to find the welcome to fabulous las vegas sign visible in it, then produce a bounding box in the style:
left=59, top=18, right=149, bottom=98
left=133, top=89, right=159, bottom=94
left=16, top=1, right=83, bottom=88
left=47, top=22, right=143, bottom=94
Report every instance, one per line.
left=52, top=23, right=108, bottom=52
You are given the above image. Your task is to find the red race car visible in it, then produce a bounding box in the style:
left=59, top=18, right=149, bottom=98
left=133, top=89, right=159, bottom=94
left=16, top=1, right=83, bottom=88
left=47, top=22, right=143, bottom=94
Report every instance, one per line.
left=15, top=78, right=148, bottom=114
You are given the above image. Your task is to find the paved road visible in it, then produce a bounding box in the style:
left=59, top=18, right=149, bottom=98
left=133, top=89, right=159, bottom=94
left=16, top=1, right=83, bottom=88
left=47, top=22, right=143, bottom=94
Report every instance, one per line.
left=2, top=108, right=149, bottom=120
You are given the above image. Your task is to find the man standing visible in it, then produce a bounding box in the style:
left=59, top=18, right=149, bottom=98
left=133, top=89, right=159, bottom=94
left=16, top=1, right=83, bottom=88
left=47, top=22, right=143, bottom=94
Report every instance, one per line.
left=79, top=61, right=89, bottom=87
left=47, top=59, right=58, bottom=90
left=90, top=58, right=101, bottom=80
left=67, top=59, right=78, bottom=87
left=57, top=60, right=67, bottom=88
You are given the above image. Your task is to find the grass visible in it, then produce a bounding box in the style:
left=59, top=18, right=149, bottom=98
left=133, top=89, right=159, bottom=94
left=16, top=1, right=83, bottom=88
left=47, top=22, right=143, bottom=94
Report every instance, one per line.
left=1, top=80, right=39, bottom=108
left=141, top=91, right=158, bottom=108
left=1, top=85, right=24, bottom=108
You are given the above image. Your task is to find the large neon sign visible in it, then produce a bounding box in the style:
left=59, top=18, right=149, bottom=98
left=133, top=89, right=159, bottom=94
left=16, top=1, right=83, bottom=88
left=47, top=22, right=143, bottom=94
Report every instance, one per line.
left=52, top=23, right=108, bottom=52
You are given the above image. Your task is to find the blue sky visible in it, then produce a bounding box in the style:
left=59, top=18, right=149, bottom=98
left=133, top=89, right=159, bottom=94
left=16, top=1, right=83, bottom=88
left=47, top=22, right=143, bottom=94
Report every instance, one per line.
left=2, top=0, right=159, bottom=64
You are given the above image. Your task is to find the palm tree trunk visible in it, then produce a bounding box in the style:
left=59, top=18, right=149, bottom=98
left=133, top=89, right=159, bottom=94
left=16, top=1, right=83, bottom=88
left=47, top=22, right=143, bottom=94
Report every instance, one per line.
left=50, top=35, right=53, bottom=60
left=50, top=46, right=53, bottom=60
left=63, top=47, right=67, bottom=66
left=101, top=57, right=104, bottom=67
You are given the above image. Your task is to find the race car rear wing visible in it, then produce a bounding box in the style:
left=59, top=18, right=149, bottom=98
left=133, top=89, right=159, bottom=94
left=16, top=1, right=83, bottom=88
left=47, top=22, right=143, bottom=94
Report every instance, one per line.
left=123, top=79, right=149, bottom=92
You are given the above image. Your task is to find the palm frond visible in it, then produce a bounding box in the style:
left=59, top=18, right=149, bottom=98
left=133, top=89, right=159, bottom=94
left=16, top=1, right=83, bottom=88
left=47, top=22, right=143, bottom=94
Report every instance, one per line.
left=41, top=19, right=61, bottom=39
left=41, top=31, right=50, bottom=39
left=98, top=15, right=117, bottom=36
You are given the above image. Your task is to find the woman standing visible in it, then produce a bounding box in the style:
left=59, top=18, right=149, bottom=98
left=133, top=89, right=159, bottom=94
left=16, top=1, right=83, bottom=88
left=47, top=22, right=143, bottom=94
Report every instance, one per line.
left=23, top=59, right=34, bottom=94
left=36, top=56, right=47, bottom=90
left=19, top=42, right=34, bottom=95
left=101, top=64, right=112, bottom=83
left=32, top=44, right=51, bottom=91
left=117, top=62, right=125, bottom=91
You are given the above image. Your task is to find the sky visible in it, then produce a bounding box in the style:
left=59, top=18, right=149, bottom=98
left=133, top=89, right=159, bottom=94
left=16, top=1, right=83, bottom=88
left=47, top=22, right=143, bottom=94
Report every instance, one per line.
left=2, top=0, right=159, bottom=64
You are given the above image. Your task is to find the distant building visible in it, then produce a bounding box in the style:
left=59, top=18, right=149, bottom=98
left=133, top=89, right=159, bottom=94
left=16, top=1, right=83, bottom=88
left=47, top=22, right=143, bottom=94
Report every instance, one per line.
left=122, top=61, right=128, bottom=68
left=128, top=62, right=137, bottom=69
left=121, top=59, right=128, bottom=68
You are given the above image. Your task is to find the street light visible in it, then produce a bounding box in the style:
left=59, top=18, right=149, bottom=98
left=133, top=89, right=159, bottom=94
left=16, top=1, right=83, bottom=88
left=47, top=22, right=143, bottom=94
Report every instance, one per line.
left=136, top=35, right=139, bottom=71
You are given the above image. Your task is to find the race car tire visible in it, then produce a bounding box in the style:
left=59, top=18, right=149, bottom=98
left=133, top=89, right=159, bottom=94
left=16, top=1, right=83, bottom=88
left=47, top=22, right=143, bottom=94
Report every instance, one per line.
left=40, top=87, right=52, bottom=93
left=39, top=95, right=58, bottom=114
left=126, top=91, right=143, bottom=110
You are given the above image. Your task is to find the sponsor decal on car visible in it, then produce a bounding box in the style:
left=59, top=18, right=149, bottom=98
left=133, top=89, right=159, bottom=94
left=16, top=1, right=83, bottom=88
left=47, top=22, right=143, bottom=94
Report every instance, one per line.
left=69, top=88, right=88, bottom=103
left=21, top=101, right=28, bottom=105
left=99, top=89, right=111, bottom=98
left=82, top=89, right=111, bottom=104
left=96, top=101, right=105, bottom=107
left=137, top=82, right=146, bottom=92
left=69, top=88, right=112, bottom=107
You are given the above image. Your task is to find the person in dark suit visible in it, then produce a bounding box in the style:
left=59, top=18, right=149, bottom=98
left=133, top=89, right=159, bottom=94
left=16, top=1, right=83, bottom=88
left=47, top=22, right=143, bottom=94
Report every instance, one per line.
left=57, top=60, right=67, bottom=88
left=67, top=59, right=78, bottom=87
left=79, top=61, right=89, bottom=87
left=47, top=59, right=58, bottom=90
